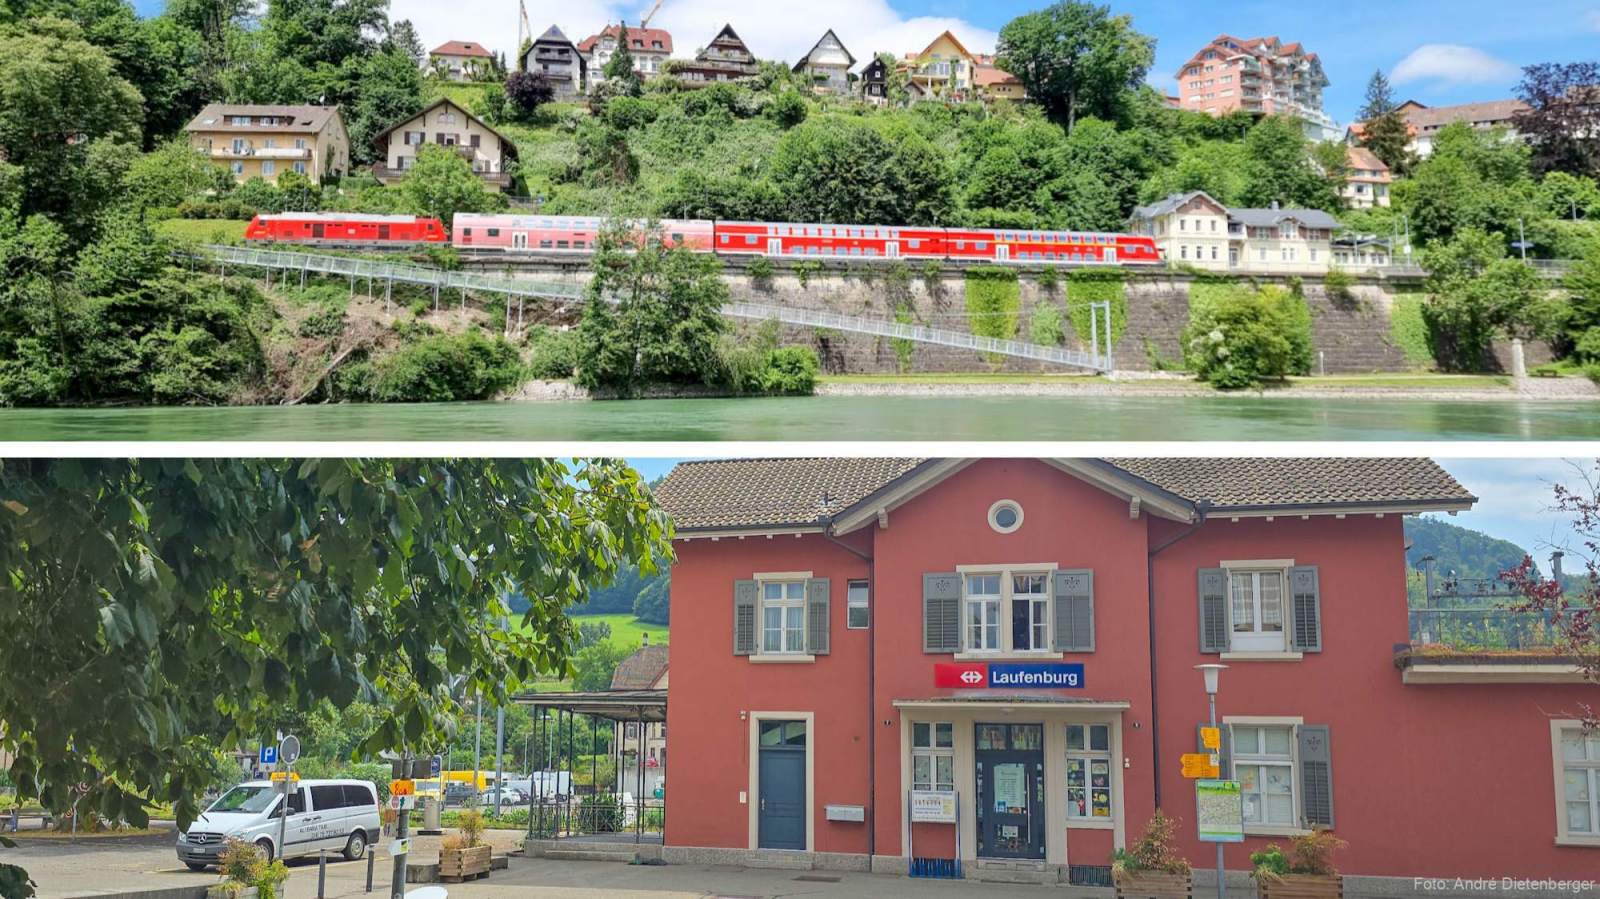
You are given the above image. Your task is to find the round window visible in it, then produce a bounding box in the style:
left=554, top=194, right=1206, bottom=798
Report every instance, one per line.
left=988, top=500, right=1023, bottom=534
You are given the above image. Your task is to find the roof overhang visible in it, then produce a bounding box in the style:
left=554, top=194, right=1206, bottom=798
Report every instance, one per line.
left=673, top=524, right=826, bottom=541
left=893, top=698, right=1133, bottom=711
left=1206, top=498, right=1476, bottom=520
left=513, top=689, right=666, bottom=722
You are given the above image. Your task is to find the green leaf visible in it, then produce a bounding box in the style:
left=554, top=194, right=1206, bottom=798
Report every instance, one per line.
left=98, top=602, right=134, bottom=647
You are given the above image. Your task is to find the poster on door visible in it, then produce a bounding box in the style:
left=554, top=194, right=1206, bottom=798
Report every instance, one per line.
left=993, top=763, right=1027, bottom=814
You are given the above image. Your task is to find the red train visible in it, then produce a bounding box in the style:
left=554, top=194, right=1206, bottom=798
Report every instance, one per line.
left=243, top=212, right=448, bottom=246
left=452, top=215, right=1163, bottom=267
left=242, top=210, right=1163, bottom=268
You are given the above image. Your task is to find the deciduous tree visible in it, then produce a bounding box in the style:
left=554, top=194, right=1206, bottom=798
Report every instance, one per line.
left=994, top=1, right=1154, bottom=131
left=1515, top=61, right=1600, bottom=179
left=399, top=143, right=502, bottom=228
left=0, top=458, right=671, bottom=892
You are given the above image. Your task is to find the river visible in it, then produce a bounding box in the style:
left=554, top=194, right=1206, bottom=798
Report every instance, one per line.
left=2, top=395, right=1597, bottom=442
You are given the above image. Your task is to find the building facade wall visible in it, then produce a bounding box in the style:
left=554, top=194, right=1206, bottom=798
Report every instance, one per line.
left=663, top=463, right=1600, bottom=879
left=382, top=103, right=506, bottom=186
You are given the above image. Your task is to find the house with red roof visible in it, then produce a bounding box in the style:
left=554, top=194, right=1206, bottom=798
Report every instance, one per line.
left=579, top=24, right=674, bottom=84
left=429, top=40, right=494, bottom=82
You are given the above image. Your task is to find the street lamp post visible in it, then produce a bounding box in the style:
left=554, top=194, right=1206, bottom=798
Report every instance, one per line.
left=1196, top=664, right=1228, bottom=899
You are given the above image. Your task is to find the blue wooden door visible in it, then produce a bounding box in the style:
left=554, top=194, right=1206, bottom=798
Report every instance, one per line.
left=758, top=747, right=806, bottom=850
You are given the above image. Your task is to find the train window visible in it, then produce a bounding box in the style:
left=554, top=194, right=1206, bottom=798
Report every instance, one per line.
left=908, top=240, right=921, bottom=249
left=672, top=233, right=683, bottom=242
left=574, top=241, right=585, bottom=249
left=539, top=240, right=552, bottom=249
left=745, top=236, right=757, bottom=245
left=976, top=242, right=988, bottom=251
left=462, top=228, right=473, bottom=237
left=720, top=235, right=729, bottom=243
left=556, top=241, right=569, bottom=249
left=954, top=241, right=965, bottom=250
left=487, top=229, right=500, bottom=237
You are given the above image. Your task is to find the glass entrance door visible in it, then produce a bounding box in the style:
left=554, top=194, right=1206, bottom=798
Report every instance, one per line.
left=974, top=723, right=1045, bottom=860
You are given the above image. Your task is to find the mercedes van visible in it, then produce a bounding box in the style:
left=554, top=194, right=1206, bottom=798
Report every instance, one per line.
left=176, top=779, right=380, bottom=870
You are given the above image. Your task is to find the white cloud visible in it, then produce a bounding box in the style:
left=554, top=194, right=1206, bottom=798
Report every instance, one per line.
left=1390, top=44, right=1518, bottom=87
left=393, top=0, right=997, bottom=69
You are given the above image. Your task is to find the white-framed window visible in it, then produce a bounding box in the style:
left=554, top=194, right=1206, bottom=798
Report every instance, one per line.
left=847, top=580, right=869, bottom=629
left=1227, top=563, right=1290, bottom=652
left=761, top=581, right=806, bottom=654
left=965, top=574, right=1002, bottom=651
left=261, top=160, right=275, bottom=177
left=1279, top=222, right=1298, bottom=240
left=1556, top=723, right=1600, bottom=841
left=294, top=162, right=306, bottom=174
left=1013, top=574, right=1049, bottom=652
left=1066, top=723, right=1114, bottom=821
left=988, top=500, right=1023, bottom=534
left=912, top=722, right=954, bottom=791
left=295, top=139, right=307, bottom=150
left=1232, top=724, right=1297, bottom=827
left=231, top=162, right=243, bottom=175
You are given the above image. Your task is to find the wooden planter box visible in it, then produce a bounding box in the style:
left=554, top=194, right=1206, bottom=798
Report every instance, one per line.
left=1115, top=870, right=1194, bottom=899
left=207, top=886, right=284, bottom=899
left=438, top=844, right=492, bottom=882
left=1259, top=874, right=1342, bottom=899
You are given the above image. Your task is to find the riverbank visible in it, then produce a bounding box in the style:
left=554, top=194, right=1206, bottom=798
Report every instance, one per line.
left=496, top=373, right=1599, bottom=403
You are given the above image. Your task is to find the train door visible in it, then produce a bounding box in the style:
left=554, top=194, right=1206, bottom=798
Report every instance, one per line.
left=513, top=233, right=528, bottom=250
left=887, top=241, right=899, bottom=258
left=767, top=238, right=782, bottom=256
left=311, top=223, right=324, bottom=240
left=996, top=244, right=1010, bottom=262
left=1103, top=247, right=1116, bottom=263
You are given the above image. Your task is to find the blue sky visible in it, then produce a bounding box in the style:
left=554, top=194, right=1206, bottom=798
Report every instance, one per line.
left=133, top=0, right=1600, bottom=123
left=627, top=457, right=1595, bottom=571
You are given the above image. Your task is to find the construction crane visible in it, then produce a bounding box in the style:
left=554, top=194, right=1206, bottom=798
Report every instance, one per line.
left=639, top=0, right=663, bottom=28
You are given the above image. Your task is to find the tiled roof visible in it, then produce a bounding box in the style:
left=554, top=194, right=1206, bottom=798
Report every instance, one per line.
left=1228, top=206, right=1342, bottom=229
left=1405, top=99, right=1527, bottom=130
left=1131, top=191, right=1224, bottom=220
left=577, top=25, right=674, bottom=55
left=431, top=41, right=492, bottom=58
left=537, top=25, right=575, bottom=46
left=976, top=65, right=1020, bottom=87
left=1104, top=458, right=1474, bottom=510
left=610, top=644, right=669, bottom=690
left=656, top=458, right=927, bottom=531
left=656, top=459, right=1474, bottom=532
left=184, top=104, right=340, bottom=134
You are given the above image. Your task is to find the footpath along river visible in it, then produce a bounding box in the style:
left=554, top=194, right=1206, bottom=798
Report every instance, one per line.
left=3, top=394, right=1598, bottom=441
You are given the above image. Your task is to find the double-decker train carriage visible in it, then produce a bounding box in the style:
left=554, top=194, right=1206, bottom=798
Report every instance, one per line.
left=450, top=214, right=1163, bottom=268
left=243, top=212, right=447, bottom=246
left=452, top=215, right=715, bottom=253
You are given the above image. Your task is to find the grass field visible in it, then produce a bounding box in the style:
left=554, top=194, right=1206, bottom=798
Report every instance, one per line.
left=569, top=612, right=668, bottom=649
left=156, top=218, right=247, bottom=244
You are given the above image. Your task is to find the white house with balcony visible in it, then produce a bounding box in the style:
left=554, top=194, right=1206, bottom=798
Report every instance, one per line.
left=183, top=103, right=349, bottom=183
left=1129, top=190, right=1342, bottom=274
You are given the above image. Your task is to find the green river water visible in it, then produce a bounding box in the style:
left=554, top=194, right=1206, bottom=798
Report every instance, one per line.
left=1, top=395, right=1597, bottom=442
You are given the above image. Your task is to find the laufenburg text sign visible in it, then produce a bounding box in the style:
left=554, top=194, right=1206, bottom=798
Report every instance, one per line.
left=935, top=662, right=1085, bottom=689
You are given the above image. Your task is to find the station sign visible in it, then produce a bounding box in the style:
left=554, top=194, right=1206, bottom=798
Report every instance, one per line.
left=934, top=662, right=1085, bottom=689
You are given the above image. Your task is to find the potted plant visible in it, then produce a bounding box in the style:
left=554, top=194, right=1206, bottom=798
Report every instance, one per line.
left=438, top=807, right=492, bottom=882
left=1113, top=811, right=1193, bottom=899
left=1250, top=830, right=1347, bottom=899
left=209, top=838, right=288, bottom=899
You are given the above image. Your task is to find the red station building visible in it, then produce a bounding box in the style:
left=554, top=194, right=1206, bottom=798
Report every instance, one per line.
left=650, top=458, right=1600, bottom=889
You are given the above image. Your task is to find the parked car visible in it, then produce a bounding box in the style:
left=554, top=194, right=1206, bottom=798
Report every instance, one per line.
left=176, top=779, right=380, bottom=870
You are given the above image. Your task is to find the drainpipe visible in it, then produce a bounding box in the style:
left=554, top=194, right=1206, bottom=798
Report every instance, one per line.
left=1146, top=500, right=1209, bottom=810
left=823, top=521, right=876, bottom=859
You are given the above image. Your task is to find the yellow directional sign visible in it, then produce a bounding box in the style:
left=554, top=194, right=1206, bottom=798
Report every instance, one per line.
left=390, top=779, right=416, bottom=797
left=1200, top=727, right=1221, bottom=751
left=269, top=771, right=301, bottom=782
left=1180, top=753, right=1220, bottom=779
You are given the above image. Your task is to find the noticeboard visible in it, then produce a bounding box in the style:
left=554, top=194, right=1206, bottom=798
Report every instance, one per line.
left=910, top=790, right=957, bottom=823
left=1180, top=752, right=1220, bottom=779
left=1195, top=779, right=1244, bottom=843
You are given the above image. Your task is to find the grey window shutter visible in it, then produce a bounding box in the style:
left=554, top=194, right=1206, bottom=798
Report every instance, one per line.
left=1298, top=725, right=1333, bottom=827
left=733, top=579, right=757, bottom=656
left=1197, top=723, right=1232, bottom=775
left=923, top=573, right=961, bottom=653
left=1053, top=570, right=1094, bottom=652
left=1290, top=566, right=1323, bottom=652
left=1198, top=568, right=1229, bottom=653
left=805, top=577, right=831, bottom=655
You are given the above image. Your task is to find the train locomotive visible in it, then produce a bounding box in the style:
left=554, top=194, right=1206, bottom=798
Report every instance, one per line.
left=243, top=212, right=449, bottom=246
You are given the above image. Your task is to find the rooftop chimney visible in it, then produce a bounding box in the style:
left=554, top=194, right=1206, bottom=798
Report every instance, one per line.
left=1270, top=200, right=1281, bottom=210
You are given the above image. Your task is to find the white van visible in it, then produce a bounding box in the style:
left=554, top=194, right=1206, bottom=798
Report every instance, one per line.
left=176, top=779, right=380, bottom=870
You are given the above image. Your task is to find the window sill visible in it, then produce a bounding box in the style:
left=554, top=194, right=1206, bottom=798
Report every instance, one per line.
left=749, top=654, right=815, bottom=664
left=1220, top=651, right=1304, bottom=662
left=954, top=651, right=1064, bottom=662
left=1066, top=818, right=1115, bottom=830
left=1554, top=835, right=1600, bottom=848
left=1244, top=825, right=1312, bottom=838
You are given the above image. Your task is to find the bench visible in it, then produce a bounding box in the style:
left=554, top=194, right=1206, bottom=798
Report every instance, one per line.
left=1, top=810, right=53, bottom=832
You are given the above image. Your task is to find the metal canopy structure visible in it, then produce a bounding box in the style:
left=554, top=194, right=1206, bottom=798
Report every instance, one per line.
left=510, top=689, right=667, bottom=846
left=187, top=244, right=1117, bottom=372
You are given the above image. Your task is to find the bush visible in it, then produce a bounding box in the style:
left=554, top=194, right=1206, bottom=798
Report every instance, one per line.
left=1574, top=328, right=1600, bottom=363
left=1112, top=811, right=1190, bottom=877
left=1029, top=303, right=1065, bottom=346
left=759, top=346, right=818, bottom=395
left=1250, top=830, right=1347, bottom=880
left=526, top=327, right=580, bottom=380
left=360, top=332, right=524, bottom=402
left=1183, top=285, right=1311, bottom=389
left=455, top=807, right=485, bottom=848
left=296, top=303, right=346, bottom=339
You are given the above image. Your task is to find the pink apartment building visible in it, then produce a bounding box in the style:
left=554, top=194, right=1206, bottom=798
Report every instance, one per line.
left=1176, top=36, right=1338, bottom=141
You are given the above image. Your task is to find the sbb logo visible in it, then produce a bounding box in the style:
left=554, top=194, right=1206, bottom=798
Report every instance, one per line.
left=934, top=663, right=990, bottom=689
